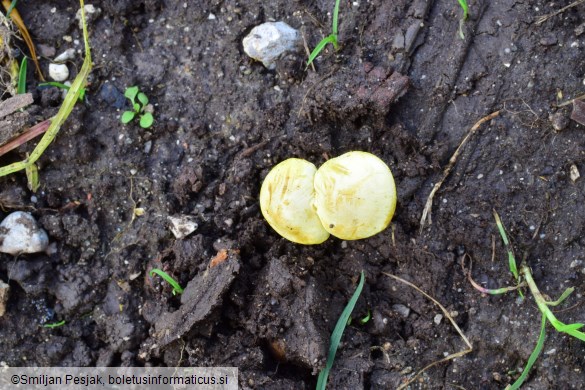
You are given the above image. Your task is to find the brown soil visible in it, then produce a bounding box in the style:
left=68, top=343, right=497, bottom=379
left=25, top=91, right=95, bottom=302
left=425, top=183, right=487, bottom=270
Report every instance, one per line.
left=1, top=0, right=584, bottom=389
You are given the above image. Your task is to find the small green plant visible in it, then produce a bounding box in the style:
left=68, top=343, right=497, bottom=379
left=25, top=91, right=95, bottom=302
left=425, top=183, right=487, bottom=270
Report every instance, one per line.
left=456, top=0, right=469, bottom=39
left=316, top=271, right=364, bottom=390
left=121, top=86, right=154, bottom=128
left=149, top=268, right=184, bottom=295
left=465, top=211, right=585, bottom=389
left=307, top=0, right=341, bottom=67
left=39, top=81, right=86, bottom=102
left=17, top=56, right=27, bottom=94
left=42, top=320, right=66, bottom=329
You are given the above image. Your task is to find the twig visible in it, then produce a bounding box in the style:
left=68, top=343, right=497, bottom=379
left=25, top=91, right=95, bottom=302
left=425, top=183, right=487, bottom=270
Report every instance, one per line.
left=535, top=0, right=585, bottom=25
left=420, top=111, right=500, bottom=232
left=0, top=119, right=51, bottom=158
left=382, top=272, right=473, bottom=390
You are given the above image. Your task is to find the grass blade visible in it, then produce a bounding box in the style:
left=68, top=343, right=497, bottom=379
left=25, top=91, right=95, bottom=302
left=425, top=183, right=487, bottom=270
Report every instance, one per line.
left=149, top=268, right=184, bottom=295
left=493, top=210, right=520, bottom=281
left=307, top=35, right=337, bottom=67
left=0, top=0, right=91, bottom=182
left=17, top=56, right=26, bottom=94
left=506, top=315, right=547, bottom=390
left=332, top=0, right=341, bottom=36
left=316, top=271, right=365, bottom=390
left=457, top=0, right=469, bottom=19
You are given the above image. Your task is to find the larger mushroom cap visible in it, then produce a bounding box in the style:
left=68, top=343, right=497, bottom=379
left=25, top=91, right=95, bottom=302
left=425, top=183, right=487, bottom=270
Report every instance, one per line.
left=313, top=151, right=396, bottom=240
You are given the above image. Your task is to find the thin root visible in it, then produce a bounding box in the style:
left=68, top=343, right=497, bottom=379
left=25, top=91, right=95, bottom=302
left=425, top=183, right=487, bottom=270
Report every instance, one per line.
left=420, top=111, right=500, bottom=233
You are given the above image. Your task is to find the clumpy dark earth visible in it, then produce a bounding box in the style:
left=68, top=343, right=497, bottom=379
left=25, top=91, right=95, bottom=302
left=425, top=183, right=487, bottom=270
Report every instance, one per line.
left=1, top=0, right=585, bottom=388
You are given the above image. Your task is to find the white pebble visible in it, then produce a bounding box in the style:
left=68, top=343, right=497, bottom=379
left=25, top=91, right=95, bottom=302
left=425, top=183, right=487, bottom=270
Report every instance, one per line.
left=208, top=13, right=216, bottom=20
left=0, top=212, right=49, bottom=255
left=243, top=21, right=301, bottom=70
left=48, top=63, right=69, bottom=82
left=54, top=48, right=76, bottom=63
left=168, top=215, right=198, bottom=239
left=434, top=314, right=443, bottom=325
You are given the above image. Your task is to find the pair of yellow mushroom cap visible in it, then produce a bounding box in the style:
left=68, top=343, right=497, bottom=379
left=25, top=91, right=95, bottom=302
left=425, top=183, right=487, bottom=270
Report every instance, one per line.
left=260, top=151, right=397, bottom=244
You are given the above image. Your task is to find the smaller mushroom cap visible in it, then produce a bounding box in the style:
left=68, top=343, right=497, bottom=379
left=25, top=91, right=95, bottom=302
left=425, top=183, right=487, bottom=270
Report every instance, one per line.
left=260, top=158, right=329, bottom=244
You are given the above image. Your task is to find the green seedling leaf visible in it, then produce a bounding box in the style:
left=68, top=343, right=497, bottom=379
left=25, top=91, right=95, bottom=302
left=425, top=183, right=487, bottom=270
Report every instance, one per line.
left=5, top=0, right=18, bottom=18
left=307, top=35, right=338, bottom=67
left=133, top=102, right=141, bottom=112
left=316, top=271, right=365, bottom=390
left=150, top=268, right=184, bottom=295
left=546, top=287, right=574, bottom=306
left=493, top=210, right=521, bottom=289
left=17, top=56, right=27, bottom=94
left=506, top=315, right=546, bottom=390
left=0, top=0, right=92, bottom=186
left=121, top=111, right=136, bottom=124
left=124, top=86, right=139, bottom=102
left=456, top=0, right=469, bottom=39
left=42, top=320, right=66, bottom=329
left=331, top=0, right=341, bottom=36
left=307, top=0, right=341, bottom=68
left=139, top=112, right=154, bottom=128
left=25, top=161, right=39, bottom=192
left=359, top=309, right=371, bottom=325
left=137, top=92, right=149, bottom=106
left=457, top=0, right=469, bottom=19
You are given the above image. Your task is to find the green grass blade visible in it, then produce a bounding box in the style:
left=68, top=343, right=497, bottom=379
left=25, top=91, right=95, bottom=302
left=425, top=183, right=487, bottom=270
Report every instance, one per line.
left=457, top=0, right=469, bottom=20
left=149, top=268, right=184, bottom=295
left=17, top=56, right=27, bottom=94
left=506, top=315, right=546, bottom=390
left=25, top=162, right=39, bottom=192
left=316, top=271, right=365, bottom=390
left=42, top=320, right=66, bottom=329
left=39, top=81, right=86, bottom=101
left=493, top=210, right=519, bottom=281
left=5, top=0, right=18, bottom=19
left=307, top=35, right=337, bottom=67
left=546, top=287, right=574, bottom=306
left=0, top=0, right=91, bottom=180
left=332, top=0, right=341, bottom=36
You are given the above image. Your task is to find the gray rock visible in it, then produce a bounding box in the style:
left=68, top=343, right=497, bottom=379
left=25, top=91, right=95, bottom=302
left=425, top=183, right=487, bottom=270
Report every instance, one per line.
left=168, top=215, right=198, bottom=239
left=243, top=21, right=300, bottom=70
left=0, top=211, right=49, bottom=255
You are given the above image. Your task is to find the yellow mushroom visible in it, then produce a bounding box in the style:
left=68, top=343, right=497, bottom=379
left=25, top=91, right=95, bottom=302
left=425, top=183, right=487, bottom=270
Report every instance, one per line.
left=313, top=151, right=396, bottom=240
left=260, top=152, right=397, bottom=243
left=259, top=158, right=330, bottom=244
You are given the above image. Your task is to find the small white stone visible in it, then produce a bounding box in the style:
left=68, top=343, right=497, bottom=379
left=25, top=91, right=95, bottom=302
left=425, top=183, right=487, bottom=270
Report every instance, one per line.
left=434, top=314, right=443, bottom=325
left=54, top=48, right=76, bottom=63
left=570, top=164, right=580, bottom=182
left=0, top=212, right=49, bottom=255
left=168, top=215, right=198, bottom=239
left=570, top=259, right=583, bottom=268
left=48, top=63, right=69, bottom=82
left=208, top=13, right=216, bottom=20
left=243, top=21, right=301, bottom=70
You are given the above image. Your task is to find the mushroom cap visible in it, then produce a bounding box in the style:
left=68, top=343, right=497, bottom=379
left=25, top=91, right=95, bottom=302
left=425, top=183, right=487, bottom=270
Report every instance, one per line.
left=314, top=151, right=396, bottom=240
left=260, top=158, right=330, bottom=244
